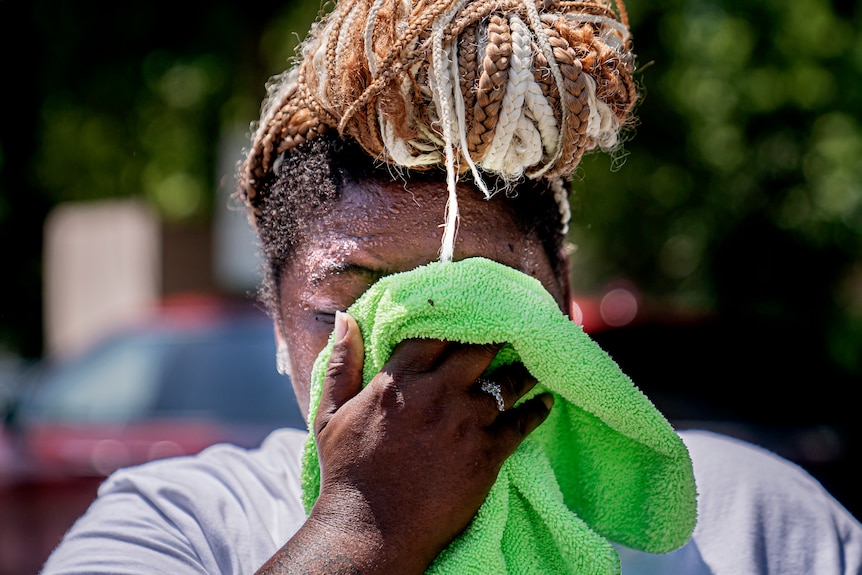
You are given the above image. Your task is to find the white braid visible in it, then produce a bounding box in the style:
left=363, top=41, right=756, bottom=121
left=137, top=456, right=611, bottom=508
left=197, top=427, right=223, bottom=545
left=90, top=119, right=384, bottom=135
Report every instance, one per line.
left=480, top=14, right=532, bottom=175
left=500, top=16, right=545, bottom=175
left=505, top=115, right=544, bottom=173
left=430, top=0, right=472, bottom=263
left=381, top=117, right=443, bottom=167
left=583, top=74, right=620, bottom=151
left=515, top=16, right=559, bottom=160
left=522, top=69, right=558, bottom=158
left=416, top=122, right=445, bottom=147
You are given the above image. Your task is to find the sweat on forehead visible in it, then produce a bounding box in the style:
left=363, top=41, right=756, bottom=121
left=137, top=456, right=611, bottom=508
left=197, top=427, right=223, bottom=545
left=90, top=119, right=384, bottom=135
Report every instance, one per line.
left=251, top=132, right=568, bottom=316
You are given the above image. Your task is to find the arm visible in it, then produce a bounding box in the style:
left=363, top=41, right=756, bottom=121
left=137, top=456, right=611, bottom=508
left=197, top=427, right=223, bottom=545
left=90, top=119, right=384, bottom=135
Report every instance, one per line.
left=256, top=312, right=553, bottom=574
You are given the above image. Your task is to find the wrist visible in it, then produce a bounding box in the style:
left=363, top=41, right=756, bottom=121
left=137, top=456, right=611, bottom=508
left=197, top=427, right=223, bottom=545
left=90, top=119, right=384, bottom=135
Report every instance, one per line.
left=303, top=488, right=433, bottom=575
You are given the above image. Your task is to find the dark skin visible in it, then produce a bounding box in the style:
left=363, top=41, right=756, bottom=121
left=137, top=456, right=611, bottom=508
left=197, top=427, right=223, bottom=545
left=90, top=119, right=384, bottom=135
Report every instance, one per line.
left=258, top=175, right=573, bottom=574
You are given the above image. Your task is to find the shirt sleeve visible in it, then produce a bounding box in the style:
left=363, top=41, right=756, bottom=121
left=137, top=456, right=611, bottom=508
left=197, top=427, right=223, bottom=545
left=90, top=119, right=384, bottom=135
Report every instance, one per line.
left=39, top=428, right=309, bottom=575
left=681, top=429, right=862, bottom=574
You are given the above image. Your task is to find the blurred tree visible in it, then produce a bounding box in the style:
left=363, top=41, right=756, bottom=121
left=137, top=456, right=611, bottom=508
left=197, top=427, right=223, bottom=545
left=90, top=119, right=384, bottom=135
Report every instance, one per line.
left=570, top=0, right=862, bottom=378
left=31, top=1, right=322, bottom=220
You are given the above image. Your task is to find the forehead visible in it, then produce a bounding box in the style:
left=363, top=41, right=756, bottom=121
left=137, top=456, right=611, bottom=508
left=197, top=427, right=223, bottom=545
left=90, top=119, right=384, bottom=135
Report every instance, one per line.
left=285, top=176, right=564, bottom=303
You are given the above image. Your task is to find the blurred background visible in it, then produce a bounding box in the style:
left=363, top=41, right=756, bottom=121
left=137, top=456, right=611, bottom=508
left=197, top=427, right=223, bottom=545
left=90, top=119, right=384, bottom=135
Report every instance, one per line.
left=0, top=0, right=860, bottom=573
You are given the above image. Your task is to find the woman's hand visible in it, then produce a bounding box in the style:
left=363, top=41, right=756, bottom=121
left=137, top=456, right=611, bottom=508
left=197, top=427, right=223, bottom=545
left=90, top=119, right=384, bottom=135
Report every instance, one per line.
left=257, top=311, right=553, bottom=574
left=314, top=311, right=554, bottom=572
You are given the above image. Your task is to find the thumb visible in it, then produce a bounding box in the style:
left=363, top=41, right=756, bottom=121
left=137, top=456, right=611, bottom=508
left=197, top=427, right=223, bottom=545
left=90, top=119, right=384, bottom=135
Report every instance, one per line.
left=315, top=311, right=364, bottom=434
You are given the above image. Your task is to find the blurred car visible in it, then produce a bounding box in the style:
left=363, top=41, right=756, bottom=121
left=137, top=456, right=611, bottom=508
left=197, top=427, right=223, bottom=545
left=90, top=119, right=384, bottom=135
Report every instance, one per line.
left=0, top=295, right=304, bottom=575
left=2, top=290, right=857, bottom=575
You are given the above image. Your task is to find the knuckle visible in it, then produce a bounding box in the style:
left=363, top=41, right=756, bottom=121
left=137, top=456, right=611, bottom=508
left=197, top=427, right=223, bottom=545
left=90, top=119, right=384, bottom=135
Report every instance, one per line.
left=376, top=378, right=404, bottom=410
left=313, top=412, right=329, bottom=437
left=366, top=372, right=415, bottom=415
left=493, top=362, right=536, bottom=398
left=325, top=358, right=348, bottom=380
left=498, top=375, right=518, bottom=399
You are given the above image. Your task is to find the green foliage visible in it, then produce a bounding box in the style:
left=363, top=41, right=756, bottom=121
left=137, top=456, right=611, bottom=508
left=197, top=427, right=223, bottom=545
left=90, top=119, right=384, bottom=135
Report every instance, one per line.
left=36, top=53, right=227, bottom=221
left=571, top=0, right=862, bottom=374
left=30, top=1, right=321, bottom=223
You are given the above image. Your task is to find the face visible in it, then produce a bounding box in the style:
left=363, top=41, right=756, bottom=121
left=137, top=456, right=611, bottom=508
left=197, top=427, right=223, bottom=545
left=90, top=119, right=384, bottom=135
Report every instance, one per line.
left=276, top=176, right=569, bottom=419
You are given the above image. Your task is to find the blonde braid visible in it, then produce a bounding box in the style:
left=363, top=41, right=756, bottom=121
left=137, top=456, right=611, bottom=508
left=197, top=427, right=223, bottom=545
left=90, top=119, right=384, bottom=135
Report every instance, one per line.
left=239, top=0, right=637, bottom=261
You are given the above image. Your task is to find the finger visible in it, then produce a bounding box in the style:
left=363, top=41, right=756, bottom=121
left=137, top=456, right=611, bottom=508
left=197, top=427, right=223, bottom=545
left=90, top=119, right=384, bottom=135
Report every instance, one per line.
left=316, top=311, right=364, bottom=434
left=483, top=362, right=538, bottom=409
left=474, top=378, right=507, bottom=423
left=384, top=338, right=451, bottom=375
left=490, top=393, right=554, bottom=456
left=433, top=342, right=504, bottom=389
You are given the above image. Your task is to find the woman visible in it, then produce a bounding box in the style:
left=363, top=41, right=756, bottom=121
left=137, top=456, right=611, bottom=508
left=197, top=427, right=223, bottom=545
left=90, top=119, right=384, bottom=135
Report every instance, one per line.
left=41, top=0, right=861, bottom=573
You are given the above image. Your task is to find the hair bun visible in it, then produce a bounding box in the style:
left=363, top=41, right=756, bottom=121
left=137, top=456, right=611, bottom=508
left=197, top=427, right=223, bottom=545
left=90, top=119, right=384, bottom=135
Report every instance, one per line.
left=240, top=0, right=637, bottom=261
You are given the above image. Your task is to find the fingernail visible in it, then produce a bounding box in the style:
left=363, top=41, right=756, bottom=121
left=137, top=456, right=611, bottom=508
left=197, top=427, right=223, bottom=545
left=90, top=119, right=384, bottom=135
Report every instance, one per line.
left=541, top=393, right=555, bottom=411
left=333, top=310, right=348, bottom=342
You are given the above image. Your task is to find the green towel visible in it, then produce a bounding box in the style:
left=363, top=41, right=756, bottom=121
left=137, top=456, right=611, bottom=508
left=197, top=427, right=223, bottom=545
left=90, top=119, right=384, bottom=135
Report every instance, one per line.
left=301, top=257, right=697, bottom=574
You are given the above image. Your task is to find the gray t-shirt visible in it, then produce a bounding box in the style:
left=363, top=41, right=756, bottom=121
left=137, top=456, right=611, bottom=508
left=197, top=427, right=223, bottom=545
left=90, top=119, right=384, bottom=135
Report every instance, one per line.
left=40, top=429, right=862, bottom=574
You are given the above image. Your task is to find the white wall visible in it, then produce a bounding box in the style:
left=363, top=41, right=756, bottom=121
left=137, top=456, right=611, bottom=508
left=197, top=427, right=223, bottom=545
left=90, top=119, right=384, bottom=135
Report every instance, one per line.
left=43, top=199, right=160, bottom=357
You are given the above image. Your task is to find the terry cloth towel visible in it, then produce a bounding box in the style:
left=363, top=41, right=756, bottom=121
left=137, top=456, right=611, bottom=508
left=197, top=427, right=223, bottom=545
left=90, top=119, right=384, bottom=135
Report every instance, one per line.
left=301, top=257, right=697, bottom=575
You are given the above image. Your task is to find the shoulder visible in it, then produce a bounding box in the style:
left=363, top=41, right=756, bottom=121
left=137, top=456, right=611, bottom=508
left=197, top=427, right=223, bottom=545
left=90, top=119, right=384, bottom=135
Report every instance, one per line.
left=618, top=430, right=862, bottom=574
left=679, top=428, right=854, bottom=519
left=680, top=429, right=862, bottom=574
left=97, top=426, right=309, bottom=518
left=104, top=425, right=310, bottom=492
left=41, top=428, right=310, bottom=575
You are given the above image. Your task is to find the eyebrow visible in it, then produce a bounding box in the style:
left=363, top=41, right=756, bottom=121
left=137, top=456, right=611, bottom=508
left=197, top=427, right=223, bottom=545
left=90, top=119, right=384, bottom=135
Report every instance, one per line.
left=308, top=262, right=386, bottom=289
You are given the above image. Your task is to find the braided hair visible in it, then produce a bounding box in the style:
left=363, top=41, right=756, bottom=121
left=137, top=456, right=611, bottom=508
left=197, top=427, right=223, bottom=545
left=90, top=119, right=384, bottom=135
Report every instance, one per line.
left=237, top=0, right=637, bottom=308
